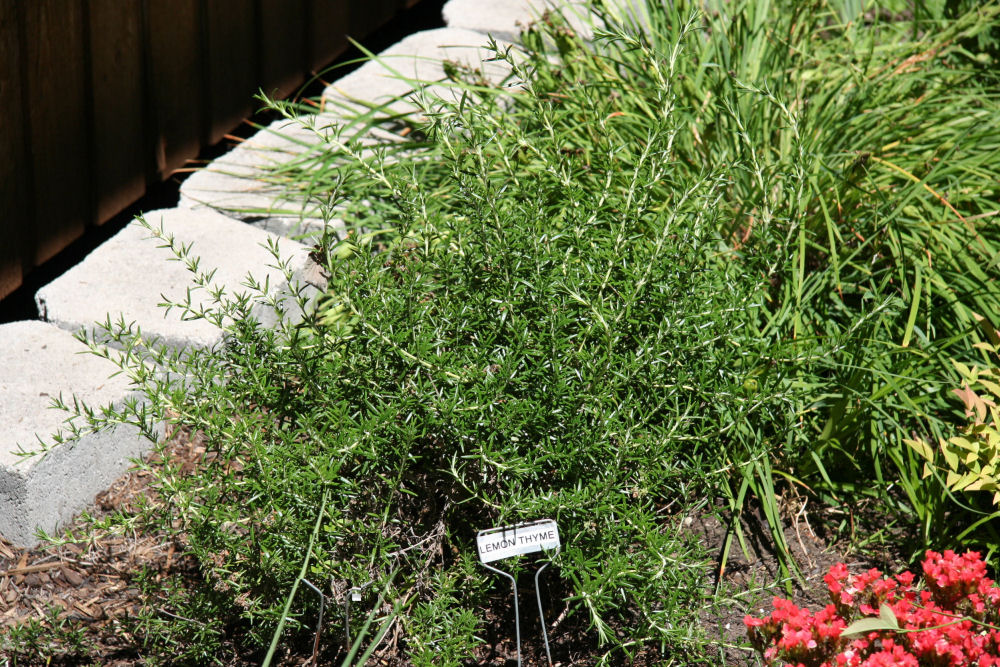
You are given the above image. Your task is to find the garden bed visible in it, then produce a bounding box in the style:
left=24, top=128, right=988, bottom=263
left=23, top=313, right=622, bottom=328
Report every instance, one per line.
left=0, top=427, right=906, bottom=665
left=3, top=0, right=999, bottom=664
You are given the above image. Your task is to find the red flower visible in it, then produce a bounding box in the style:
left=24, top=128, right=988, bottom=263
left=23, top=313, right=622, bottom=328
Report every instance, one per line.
left=745, top=551, right=1000, bottom=667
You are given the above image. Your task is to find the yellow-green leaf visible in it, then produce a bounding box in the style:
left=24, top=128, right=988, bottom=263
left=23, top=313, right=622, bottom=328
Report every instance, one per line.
left=974, top=312, right=1000, bottom=347
left=842, top=616, right=898, bottom=638
left=978, top=378, right=1000, bottom=400
left=949, top=436, right=977, bottom=452
left=941, top=444, right=960, bottom=470
left=953, top=360, right=974, bottom=380
left=880, top=604, right=899, bottom=628
left=904, top=438, right=935, bottom=462
left=958, top=475, right=982, bottom=492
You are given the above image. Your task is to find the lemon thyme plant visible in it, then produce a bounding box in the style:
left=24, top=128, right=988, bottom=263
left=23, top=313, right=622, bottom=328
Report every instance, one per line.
left=70, top=13, right=784, bottom=664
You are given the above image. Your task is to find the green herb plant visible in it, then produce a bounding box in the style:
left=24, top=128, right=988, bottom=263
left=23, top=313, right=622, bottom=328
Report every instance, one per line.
left=574, top=0, right=1000, bottom=559
left=70, top=9, right=775, bottom=662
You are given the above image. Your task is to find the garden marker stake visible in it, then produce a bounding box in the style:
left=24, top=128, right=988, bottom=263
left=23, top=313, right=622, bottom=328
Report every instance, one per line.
left=477, top=519, right=561, bottom=667
left=301, top=579, right=324, bottom=665
left=342, top=578, right=373, bottom=653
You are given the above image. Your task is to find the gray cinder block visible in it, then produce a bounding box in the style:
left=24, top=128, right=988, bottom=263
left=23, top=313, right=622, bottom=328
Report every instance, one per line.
left=0, top=321, right=161, bottom=547
left=180, top=114, right=403, bottom=240
left=443, top=0, right=553, bottom=41
left=322, top=28, right=513, bottom=117
left=179, top=114, right=336, bottom=238
left=442, top=0, right=604, bottom=42
left=36, top=207, right=323, bottom=351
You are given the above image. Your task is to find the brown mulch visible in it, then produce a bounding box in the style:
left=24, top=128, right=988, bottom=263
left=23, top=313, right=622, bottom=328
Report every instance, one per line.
left=0, top=429, right=204, bottom=665
left=0, top=428, right=908, bottom=665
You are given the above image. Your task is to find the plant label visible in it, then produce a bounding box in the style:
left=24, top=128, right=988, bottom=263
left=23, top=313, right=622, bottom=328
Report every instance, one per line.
left=477, top=519, right=560, bottom=563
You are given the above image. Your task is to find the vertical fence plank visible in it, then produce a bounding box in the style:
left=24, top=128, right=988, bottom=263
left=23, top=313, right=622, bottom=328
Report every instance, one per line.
left=24, top=0, right=90, bottom=266
left=307, top=0, right=349, bottom=75
left=89, top=0, right=146, bottom=224
left=145, top=0, right=203, bottom=177
left=348, top=0, right=397, bottom=39
left=257, top=0, right=308, bottom=99
left=0, top=0, right=26, bottom=299
left=205, top=0, right=257, bottom=145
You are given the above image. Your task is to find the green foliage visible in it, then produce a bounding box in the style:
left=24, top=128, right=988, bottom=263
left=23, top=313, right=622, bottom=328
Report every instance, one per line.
left=0, top=604, right=94, bottom=665
left=403, top=566, right=482, bottom=667
left=271, top=0, right=1000, bottom=559
left=906, top=323, right=1000, bottom=513
left=58, top=0, right=1000, bottom=661
left=127, top=567, right=233, bottom=666
left=79, top=9, right=770, bottom=659
left=573, top=0, right=1000, bottom=554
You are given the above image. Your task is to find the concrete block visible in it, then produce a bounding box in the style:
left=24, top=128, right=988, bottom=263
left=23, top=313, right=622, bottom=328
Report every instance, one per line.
left=180, top=114, right=403, bottom=240
left=322, top=28, right=513, bottom=117
left=443, top=0, right=610, bottom=42
left=36, top=207, right=324, bottom=351
left=0, top=320, right=160, bottom=547
left=442, top=0, right=555, bottom=41
left=443, top=0, right=648, bottom=45
left=179, top=114, right=337, bottom=239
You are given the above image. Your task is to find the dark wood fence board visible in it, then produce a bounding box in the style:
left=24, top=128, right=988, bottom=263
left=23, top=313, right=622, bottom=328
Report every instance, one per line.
left=205, top=0, right=257, bottom=145
left=145, top=0, right=203, bottom=177
left=0, top=0, right=417, bottom=302
left=258, top=0, right=307, bottom=99
left=0, top=0, right=26, bottom=298
left=89, top=0, right=146, bottom=224
left=24, top=0, right=89, bottom=266
left=308, top=0, right=349, bottom=74
left=349, top=0, right=397, bottom=38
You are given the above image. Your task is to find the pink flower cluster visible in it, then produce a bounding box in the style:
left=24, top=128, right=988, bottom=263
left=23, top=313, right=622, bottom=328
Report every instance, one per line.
left=745, top=550, right=1000, bottom=667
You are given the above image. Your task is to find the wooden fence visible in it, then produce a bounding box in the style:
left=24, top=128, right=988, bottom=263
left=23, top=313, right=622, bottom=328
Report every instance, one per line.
left=0, top=0, right=419, bottom=301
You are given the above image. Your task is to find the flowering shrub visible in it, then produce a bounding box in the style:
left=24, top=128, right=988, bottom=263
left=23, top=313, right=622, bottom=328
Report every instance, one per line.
left=745, top=550, right=1000, bottom=666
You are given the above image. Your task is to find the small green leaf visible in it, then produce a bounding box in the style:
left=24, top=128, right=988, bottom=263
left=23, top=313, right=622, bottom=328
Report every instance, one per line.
left=879, top=603, right=899, bottom=629
left=949, top=436, right=977, bottom=452
left=977, top=378, right=1000, bottom=399
left=841, top=607, right=900, bottom=639
left=942, top=444, right=960, bottom=471
left=904, top=437, right=934, bottom=462
left=974, top=313, right=1000, bottom=347
left=841, top=616, right=898, bottom=638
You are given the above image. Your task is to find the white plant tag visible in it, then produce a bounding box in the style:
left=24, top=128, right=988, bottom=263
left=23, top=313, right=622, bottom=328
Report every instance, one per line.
left=477, top=519, right=560, bottom=563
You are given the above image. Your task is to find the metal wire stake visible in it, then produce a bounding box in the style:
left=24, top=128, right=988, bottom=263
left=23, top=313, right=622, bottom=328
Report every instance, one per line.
left=302, top=579, right=325, bottom=664
left=534, top=562, right=553, bottom=666
left=483, top=562, right=522, bottom=667
left=482, top=560, right=556, bottom=667
left=343, top=595, right=351, bottom=654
